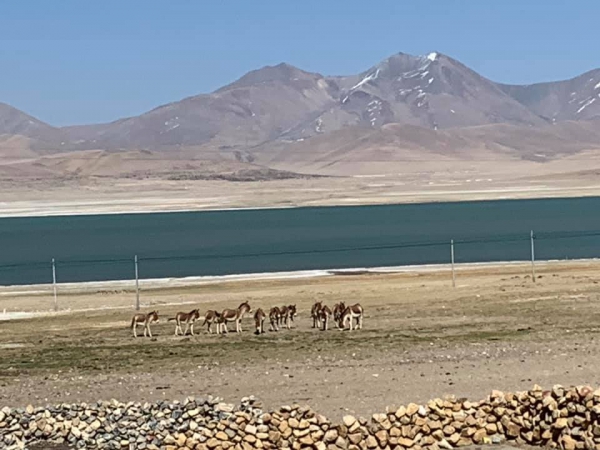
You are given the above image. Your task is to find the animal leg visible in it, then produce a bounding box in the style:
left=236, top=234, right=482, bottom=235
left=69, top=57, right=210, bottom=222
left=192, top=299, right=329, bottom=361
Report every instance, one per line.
left=190, top=323, right=195, bottom=336
left=184, top=322, right=190, bottom=336
left=133, top=324, right=137, bottom=338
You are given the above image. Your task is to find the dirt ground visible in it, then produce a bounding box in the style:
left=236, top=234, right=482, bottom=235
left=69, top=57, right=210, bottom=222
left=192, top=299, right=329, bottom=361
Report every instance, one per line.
left=3, top=157, right=600, bottom=217
left=1, top=261, right=600, bottom=420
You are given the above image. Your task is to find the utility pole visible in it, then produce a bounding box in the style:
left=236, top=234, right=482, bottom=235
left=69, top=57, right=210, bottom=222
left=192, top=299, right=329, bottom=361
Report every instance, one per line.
left=451, top=239, right=456, bottom=287
left=135, top=255, right=140, bottom=311
left=52, top=258, right=58, bottom=311
left=530, top=230, right=536, bottom=283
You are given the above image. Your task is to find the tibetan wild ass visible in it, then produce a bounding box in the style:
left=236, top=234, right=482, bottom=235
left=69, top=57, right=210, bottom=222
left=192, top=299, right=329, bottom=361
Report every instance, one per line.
left=318, top=305, right=333, bottom=331
left=254, top=308, right=267, bottom=335
left=279, top=304, right=297, bottom=330
left=131, top=311, right=159, bottom=338
left=202, top=310, right=222, bottom=334
left=168, top=309, right=200, bottom=336
left=339, top=303, right=364, bottom=331
left=219, top=301, right=252, bottom=334
left=333, top=302, right=346, bottom=328
left=310, top=301, right=323, bottom=328
left=269, top=306, right=281, bottom=331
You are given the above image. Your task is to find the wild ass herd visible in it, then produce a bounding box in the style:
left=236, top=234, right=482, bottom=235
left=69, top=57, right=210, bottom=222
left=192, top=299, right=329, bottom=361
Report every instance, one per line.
left=130, top=300, right=363, bottom=338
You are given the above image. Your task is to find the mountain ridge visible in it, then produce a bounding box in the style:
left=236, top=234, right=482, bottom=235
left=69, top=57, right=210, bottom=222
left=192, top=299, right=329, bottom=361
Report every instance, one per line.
left=1, top=51, right=600, bottom=174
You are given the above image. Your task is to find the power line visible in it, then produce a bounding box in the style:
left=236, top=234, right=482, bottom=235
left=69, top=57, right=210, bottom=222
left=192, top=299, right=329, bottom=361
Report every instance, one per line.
left=2, top=229, right=600, bottom=273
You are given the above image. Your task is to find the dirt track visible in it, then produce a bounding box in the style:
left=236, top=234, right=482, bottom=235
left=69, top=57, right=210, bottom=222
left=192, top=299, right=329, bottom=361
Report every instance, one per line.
left=1, top=261, right=600, bottom=419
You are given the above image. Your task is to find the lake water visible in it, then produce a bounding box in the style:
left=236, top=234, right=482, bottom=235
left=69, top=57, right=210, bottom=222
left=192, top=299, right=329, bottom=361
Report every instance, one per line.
left=1, top=197, right=599, bottom=285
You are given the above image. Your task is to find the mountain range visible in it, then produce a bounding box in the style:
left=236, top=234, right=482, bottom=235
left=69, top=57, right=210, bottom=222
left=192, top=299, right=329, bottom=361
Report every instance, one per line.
left=2, top=51, right=600, bottom=178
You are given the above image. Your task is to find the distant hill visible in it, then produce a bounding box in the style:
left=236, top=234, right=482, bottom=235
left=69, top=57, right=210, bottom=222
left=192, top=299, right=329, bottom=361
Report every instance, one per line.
left=1, top=51, right=600, bottom=179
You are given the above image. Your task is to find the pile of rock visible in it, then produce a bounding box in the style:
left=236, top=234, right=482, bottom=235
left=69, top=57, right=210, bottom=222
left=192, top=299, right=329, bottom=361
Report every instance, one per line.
left=2, top=385, right=600, bottom=450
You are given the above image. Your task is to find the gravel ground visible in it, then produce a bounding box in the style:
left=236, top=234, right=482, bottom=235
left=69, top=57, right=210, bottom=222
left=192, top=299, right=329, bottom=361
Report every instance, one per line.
left=1, top=261, right=600, bottom=419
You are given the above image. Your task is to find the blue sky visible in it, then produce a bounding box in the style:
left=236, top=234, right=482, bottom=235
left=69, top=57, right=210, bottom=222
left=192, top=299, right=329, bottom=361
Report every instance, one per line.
left=1, top=0, right=598, bottom=126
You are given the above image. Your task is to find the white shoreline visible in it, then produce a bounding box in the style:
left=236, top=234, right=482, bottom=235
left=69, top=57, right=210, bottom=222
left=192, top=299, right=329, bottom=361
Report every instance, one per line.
left=2, top=187, right=600, bottom=219
left=0, top=257, right=594, bottom=294
left=0, top=258, right=595, bottom=321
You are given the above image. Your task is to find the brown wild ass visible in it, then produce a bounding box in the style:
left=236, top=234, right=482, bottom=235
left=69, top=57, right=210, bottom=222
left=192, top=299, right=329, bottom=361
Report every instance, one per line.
left=168, top=309, right=200, bottom=336
left=278, top=304, right=297, bottom=330
left=333, top=302, right=346, bottom=328
left=310, top=301, right=323, bottom=328
left=269, top=306, right=281, bottom=331
left=130, top=311, right=159, bottom=338
left=318, top=305, right=333, bottom=331
left=339, top=303, right=364, bottom=331
left=202, top=310, right=221, bottom=334
left=254, top=308, right=266, bottom=335
left=219, top=301, right=252, bottom=334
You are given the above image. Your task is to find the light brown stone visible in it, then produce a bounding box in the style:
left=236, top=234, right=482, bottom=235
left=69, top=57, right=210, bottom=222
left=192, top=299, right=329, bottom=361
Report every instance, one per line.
left=563, top=436, right=577, bottom=450
left=443, top=425, right=455, bottom=436
left=406, top=404, right=420, bottom=417
left=429, top=420, right=442, bottom=430
left=348, top=433, right=363, bottom=445
left=207, top=438, right=220, bottom=448
left=343, top=416, right=357, bottom=428
left=372, top=413, right=387, bottom=423
left=324, top=429, right=339, bottom=443
left=485, top=423, right=497, bottom=433
left=299, top=435, right=314, bottom=446
left=395, top=406, right=407, bottom=418
left=506, top=422, right=521, bottom=437
left=448, top=433, right=461, bottom=445
left=390, top=427, right=401, bottom=438
left=375, top=430, right=388, bottom=444
left=398, top=437, right=414, bottom=448
left=472, top=429, right=487, bottom=444
left=365, top=435, right=378, bottom=449
left=279, top=421, right=289, bottom=433
left=268, top=430, right=280, bottom=443
left=216, top=432, right=229, bottom=441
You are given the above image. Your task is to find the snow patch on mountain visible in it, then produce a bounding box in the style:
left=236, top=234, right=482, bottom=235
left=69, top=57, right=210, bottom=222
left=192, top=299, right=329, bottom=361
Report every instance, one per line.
left=350, top=68, right=380, bottom=91
left=577, top=97, right=596, bottom=114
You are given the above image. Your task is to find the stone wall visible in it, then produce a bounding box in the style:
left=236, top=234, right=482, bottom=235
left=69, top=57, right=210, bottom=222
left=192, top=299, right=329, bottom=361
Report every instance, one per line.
left=2, top=385, right=600, bottom=450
